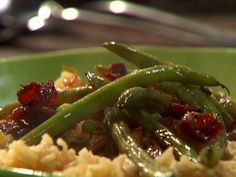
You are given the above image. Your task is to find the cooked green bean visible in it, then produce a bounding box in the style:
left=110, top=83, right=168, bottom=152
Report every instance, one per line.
left=156, top=82, right=229, bottom=167
left=0, top=87, right=93, bottom=120
left=103, top=42, right=167, bottom=68
left=212, top=93, right=236, bottom=120
left=82, top=119, right=105, bottom=134
left=185, top=86, right=227, bottom=167
left=105, top=107, right=175, bottom=177
left=117, top=87, right=174, bottom=113
left=0, top=102, right=20, bottom=120
left=21, top=65, right=224, bottom=145
left=85, top=72, right=109, bottom=90
left=130, top=110, right=199, bottom=162
left=56, top=86, right=93, bottom=105
left=117, top=86, right=198, bottom=162
left=0, top=87, right=92, bottom=120
left=0, top=168, right=62, bottom=177
left=157, top=82, right=201, bottom=109
left=158, top=83, right=233, bottom=127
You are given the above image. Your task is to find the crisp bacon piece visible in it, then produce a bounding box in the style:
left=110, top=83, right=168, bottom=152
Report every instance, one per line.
left=88, top=110, right=105, bottom=121
left=96, top=62, right=127, bottom=81
left=54, top=68, right=84, bottom=90
left=226, top=121, right=236, bottom=141
left=89, top=132, right=107, bottom=153
left=179, top=112, right=224, bottom=143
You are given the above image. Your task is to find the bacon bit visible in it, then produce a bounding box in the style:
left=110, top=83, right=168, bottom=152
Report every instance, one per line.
left=54, top=68, right=84, bottom=90
left=179, top=112, right=224, bottom=143
left=226, top=121, right=236, bottom=141
left=96, top=62, right=127, bottom=81
left=169, top=102, right=199, bottom=117
left=0, top=81, right=57, bottom=139
left=89, top=132, right=107, bottom=153
left=131, top=127, right=145, bottom=145
left=88, top=110, right=105, bottom=121
left=147, top=145, right=162, bottom=158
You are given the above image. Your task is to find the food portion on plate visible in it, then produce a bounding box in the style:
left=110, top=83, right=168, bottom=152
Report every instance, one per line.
left=0, top=42, right=236, bottom=177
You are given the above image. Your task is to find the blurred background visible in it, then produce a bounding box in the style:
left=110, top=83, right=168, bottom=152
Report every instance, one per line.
left=1, top=0, right=236, bottom=57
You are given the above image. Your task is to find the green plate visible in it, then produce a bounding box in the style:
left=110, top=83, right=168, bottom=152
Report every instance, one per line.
left=0, top=46, right=235, bottom=106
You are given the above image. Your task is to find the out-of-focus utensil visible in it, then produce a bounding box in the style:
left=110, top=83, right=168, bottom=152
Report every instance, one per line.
left=0, top=0, right=45, bottom=42
left=1, top=0, right=236, bottom=46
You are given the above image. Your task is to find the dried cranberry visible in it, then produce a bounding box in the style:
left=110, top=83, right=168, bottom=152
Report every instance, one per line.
left=96, top=62, right=127, bottom=81
left=169, top=102, right=199, bottom=117
left=179, top=112, right=223, bottom=143
left=17, top=80, right=57, bottom=107
left=0, top=119, right=31, bottom=139
left=0, top=81, right=58, bottom=139
left=89, top=110, right=105, bottom=121
left=17, top=82, right=40, bottom=105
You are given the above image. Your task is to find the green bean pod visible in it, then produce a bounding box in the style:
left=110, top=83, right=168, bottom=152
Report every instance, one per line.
left=117, top=87, right=174, bottom=113
left=0, top=102, right=20, bottom=120
left=157, top=82, right=201, bottom=109
left=186, top=86, right=227, bottom=167
left=156, top=82, right=229, bottom=167
left=0, top=87, right=93, bottom=120
left=85, top=72, right=109, bottom=90
left=112, top=122, right=175, bottom=177
left=212, top=93, right=236, bottom=121
left=0, top=168, right=62, bottom=177
left=21, top=65, right=225, bottom=145
left=103, top=42, right=166, bottom=68
left=105, top=107, right=175, bottom=177
left=158, top=83, right=233, bottom=126
left=131, top=110, right=199, bottom=162
left=56, top=86, right=93, bottom=105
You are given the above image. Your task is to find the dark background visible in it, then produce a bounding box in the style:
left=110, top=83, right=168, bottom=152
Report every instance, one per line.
left=1, top=0, right=236, bottom=57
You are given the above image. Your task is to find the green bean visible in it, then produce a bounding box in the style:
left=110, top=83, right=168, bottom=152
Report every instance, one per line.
left=82, top=119, right=105, bottom=134
left=117, top=87, right=174, bottom=113
left=56, top=86, right=93, bottom=105
left=156, top=82, right=229, bottom=167
left=212, top=93, right=236, bottom=121
left=199, top=141, right=225, bottom=168
left=130, top=110, right=199, bottom=162
left=185, top=86, right=232, bottom=127
left=185, top=87, right=227, bottom=167
left=0, top=87, right=92, bottom=120
left=105, top=107, right=174, bottom=177
left=158, top=83, right=233, bottom=126
left=0, top=102, right=20, bottom=120
left=85, top=72, right=109, bottom=90
left=103, top=42, right=167, bottom=68
left=157, top=82, right=201, bottom=109
left=21, top=65, right=224, bottom=145
left=60, top=129, right=89, bottom=149
left=0, top=168, right=62, bottom=177
left=209, top=96, right=233, bottom=128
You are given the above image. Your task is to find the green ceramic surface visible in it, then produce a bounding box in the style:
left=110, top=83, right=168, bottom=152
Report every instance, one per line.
left=0, top=46, right=235, bottom=106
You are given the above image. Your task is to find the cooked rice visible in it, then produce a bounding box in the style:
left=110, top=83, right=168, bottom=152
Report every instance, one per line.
left=0, top=134, right=236, bottom=177
left=0, top=134, right=138, bottom=177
